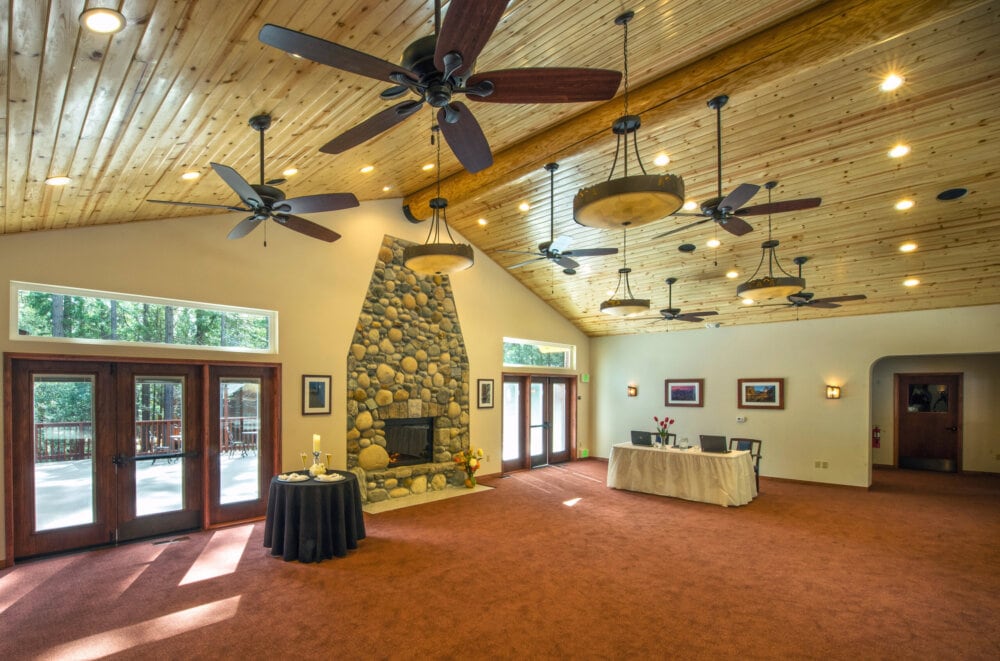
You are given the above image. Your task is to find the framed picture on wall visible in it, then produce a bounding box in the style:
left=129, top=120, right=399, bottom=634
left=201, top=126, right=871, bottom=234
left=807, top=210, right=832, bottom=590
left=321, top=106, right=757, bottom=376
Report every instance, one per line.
left=477, top=379, right=495, bottom=409
left=302, top=375, right=332, bottom=415
left=664, top=379, right=704, bottom=406
left=738, top=378, right=785, bottom=409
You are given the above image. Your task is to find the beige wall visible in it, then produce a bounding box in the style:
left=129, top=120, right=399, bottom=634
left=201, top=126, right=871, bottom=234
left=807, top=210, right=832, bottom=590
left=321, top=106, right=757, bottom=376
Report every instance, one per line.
left=591, top=306, right=1000, bottom=487
left=0, top=200, right=591, bottom=562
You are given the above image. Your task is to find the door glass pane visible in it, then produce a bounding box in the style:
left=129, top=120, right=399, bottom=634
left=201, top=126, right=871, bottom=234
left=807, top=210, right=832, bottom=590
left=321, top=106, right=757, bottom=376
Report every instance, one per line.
left=220, top=378, right=260, bottom=504
left=530, top=382, right=545, bottom=456
left=502, top=381, right=521, bottom=461
left=551, top=382, right=567, bottom=453
left=908, top=384, right=950, bottom=412
left=134, top=377, right=184, bottom=516
left=33, top=375, right=95, bottom=531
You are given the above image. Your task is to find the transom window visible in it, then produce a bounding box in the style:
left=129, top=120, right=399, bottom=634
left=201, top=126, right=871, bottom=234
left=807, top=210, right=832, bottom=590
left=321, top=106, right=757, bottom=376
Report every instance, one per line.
left=11, top=281, right=277, bottom=353
left=502, top=337, right=575, bottom=369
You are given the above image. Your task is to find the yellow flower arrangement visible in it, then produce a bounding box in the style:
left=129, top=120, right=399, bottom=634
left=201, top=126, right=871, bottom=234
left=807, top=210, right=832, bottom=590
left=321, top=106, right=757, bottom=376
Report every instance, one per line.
left=454, top=447, right=485, bottom=487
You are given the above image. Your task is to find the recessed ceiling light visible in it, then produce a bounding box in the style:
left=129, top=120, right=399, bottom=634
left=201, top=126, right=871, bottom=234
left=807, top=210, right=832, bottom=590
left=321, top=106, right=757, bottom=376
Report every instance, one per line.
left=477, top=218, right=488, bottom=226
left=180, top=171, right=200, bottom=181
left=518, top=202, right=530, bottom=212
left=282, top=168, right=298, bottom=177
left=888, top=144, right=910, bottom=158
left=682, top=200, right=698, bottom=211
left=44, top=176, right=72, bottom=186
left=360, top=165, right=375, bottom=174
left=899, top=242, right=917, bottom=253
left=726, top=270, right=739, bottom=279
left=653, top=153, right=670, bottom=167
left=79, top=8, right=125, bottom=34
left=741, top=298, right=755, bottom=305
left=706, top=238, right=721, bottom=248
left=382, top=185, right=392, bottom=192
left=895, top=199, right=914, bottom=211
left=881, top=73, right=904, bottom=91
left=903, top=277, right=920, bottom=287
left=421, top=163, right=434, bottom=171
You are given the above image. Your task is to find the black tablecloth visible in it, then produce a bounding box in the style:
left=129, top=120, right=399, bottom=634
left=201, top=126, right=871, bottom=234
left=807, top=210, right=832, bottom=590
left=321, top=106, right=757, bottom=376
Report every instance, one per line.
left=263, top=471, right=366, bottom=562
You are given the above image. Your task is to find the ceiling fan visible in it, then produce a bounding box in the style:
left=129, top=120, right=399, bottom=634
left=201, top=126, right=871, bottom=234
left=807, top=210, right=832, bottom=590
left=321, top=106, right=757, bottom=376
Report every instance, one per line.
left=654, top=94, right=821, bottom=239
left=498, top=162, right=617, bottom=275
left=149, top=114, right=358, bottom=243
left=763, top=257, right=868, bottom=309
left=258, top=0, right=622, bottom=174
left=646, top=277, right=719, bottom=323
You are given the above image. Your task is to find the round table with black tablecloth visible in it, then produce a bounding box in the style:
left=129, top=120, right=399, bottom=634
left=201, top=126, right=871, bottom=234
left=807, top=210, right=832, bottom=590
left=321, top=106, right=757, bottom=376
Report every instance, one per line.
left=263, top=471, right=366, bottom=562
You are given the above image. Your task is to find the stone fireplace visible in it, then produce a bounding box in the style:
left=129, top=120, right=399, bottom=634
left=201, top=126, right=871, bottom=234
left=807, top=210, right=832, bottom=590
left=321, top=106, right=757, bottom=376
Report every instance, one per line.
left=345, top=235, right=470, bottom=503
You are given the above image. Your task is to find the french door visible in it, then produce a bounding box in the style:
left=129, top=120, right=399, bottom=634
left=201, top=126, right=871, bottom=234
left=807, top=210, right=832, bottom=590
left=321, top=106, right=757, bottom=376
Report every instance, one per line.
left=8, top=356, right=277, bottom=559
left=502, top=375, right=575, bottom=472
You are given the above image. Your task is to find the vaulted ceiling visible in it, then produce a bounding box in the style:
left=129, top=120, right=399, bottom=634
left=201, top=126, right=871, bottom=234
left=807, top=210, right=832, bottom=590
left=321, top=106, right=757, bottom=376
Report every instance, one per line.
left=4, top=0, right=998, bottom=336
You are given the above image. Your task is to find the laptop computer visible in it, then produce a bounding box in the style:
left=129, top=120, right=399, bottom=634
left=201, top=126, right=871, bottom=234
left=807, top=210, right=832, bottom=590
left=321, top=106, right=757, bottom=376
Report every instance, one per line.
left=699, top=434, right=730, bottom=453
left=630, top=430, right=654, bottom=446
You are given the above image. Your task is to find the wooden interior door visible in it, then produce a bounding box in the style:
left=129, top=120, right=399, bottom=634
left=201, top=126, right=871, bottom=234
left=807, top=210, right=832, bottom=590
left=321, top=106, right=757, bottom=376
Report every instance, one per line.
left=501, top=374, right=575, bottom=471
left=896, top=373, right=962, bottom=472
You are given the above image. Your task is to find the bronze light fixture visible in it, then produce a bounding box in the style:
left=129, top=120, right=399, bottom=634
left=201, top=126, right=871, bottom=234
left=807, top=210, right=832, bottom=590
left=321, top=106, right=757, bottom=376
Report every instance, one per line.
left=600, top=226, right=650, bottom=316
left=736, top=182, right=805, bottom=301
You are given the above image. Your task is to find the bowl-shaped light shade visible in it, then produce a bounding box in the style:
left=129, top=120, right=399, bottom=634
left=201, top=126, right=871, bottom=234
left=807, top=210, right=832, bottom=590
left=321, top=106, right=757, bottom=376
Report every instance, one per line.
left=600, top=298, right=651, bottom=316
left=574, top=174, right=685, bottom=229
left=80, top=8, right=126, bottom=34
left=403, top=243, right=474, bottom=275
left=736, top=276, right=806, bottom=301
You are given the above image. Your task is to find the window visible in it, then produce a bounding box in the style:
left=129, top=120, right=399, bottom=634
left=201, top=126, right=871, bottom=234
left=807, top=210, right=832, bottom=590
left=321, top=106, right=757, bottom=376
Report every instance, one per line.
left=502, top=337, right=575, bottom=369
left=11, top=281, right=277, bottom=353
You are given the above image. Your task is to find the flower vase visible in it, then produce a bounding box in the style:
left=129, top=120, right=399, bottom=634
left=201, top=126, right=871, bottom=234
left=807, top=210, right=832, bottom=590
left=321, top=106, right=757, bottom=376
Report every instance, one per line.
left=464, top=472, right=476, bottom=488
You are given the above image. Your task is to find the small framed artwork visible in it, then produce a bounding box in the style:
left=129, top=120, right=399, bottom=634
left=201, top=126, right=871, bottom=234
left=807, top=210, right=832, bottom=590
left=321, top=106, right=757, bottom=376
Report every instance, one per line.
left=664, top=379, right=704, bottom=407
left=477, top=379, right=495, bottom=409
left=738, top=378, right=785, bottom=409
left=302, top=375, right=332, bottom=415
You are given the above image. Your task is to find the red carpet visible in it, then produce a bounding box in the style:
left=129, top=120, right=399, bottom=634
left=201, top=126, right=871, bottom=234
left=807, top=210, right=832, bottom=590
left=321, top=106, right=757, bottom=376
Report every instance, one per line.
left=1, top=462, right=998, bottom=660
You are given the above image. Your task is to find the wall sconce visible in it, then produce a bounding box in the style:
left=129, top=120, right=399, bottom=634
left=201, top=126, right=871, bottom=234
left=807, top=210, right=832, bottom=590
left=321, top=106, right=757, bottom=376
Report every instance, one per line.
left=627, top=385, right=638, bottom=397
left=826, top=385, right=841, bottom=399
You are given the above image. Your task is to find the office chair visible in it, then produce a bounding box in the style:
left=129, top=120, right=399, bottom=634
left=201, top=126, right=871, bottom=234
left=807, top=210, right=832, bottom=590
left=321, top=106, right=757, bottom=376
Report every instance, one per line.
left=730, top=437, right=762, bottom=492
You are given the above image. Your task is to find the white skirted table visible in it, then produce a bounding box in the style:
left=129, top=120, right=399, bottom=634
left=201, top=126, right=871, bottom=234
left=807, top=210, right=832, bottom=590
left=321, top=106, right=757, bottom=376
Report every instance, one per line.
left=607, top=443, right=757, bottom=507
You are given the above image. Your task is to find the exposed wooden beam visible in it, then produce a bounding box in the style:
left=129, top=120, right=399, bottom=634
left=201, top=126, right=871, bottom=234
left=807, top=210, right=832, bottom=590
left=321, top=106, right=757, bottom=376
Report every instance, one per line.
left=402, top=0, right=986, bottom=219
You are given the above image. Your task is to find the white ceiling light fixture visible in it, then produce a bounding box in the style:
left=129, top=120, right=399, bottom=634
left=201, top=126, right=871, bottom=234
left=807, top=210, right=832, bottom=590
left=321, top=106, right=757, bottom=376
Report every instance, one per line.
left=600, top=225, right=649, bottom=316
left=79, top=7, right=126, bottom=34
left=45, top=176, right=72, bottom=186
left=573, top=10, right=684, bottom=229
left=736, top=182, right=806, bottom=302
left=402, top=125, right=474, bottom=275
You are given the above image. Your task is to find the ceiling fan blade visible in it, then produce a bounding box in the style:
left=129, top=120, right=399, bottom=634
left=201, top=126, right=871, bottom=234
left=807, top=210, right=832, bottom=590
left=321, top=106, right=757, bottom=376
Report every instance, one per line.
left=320, top=100, right=423, bottom=154
left=272, top=214, right=341, bottom=242
left=684, top=311, right=719, bottom=319
left=811, top=294, right=867, bottom=306
left=717, top=183, right=760, bottom=213
left=211, top=163, right=263, bottom=207
left=434, top=0, right=508, bottom=77
left=227, top=215, right=265, bottom=240
left=554, top=255, right=580, bottom=270
left=735, top=198, right=822, bottom=216
left=507, top=256, right=545, bottom=269
left=718, top=215, right=754, bottom=236
left=654, top=217, right=712, bottom=240
left=437, top=102, right=493, bottom=173
left=148, top=199, right=247, bottom=212
left=279, top=193, right=360, bottom=215
left=258, top=24, right=403, bottom=82
left=564, top=247, right=618, bottom=257
left=675, top=315, right=706, bottom=323
left=467, top=68, right=622, bottom=103
left=495, top=249, right=543, bottom=257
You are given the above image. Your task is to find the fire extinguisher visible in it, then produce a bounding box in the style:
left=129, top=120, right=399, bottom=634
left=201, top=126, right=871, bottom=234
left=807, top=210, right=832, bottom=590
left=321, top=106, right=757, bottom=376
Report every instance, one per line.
left=872, top=425, right=881, bottom=448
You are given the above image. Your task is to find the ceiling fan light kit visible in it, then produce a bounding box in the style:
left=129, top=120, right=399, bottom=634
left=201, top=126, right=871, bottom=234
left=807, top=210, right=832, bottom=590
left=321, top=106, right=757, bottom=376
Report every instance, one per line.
left=574, top=11, right=685, bottom=230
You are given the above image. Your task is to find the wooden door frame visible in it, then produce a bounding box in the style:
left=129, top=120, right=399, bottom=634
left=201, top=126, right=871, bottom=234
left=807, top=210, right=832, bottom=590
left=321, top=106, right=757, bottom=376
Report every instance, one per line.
left=892, top=372, right=963, bottom=470
left=4, top=352, right=281, bottom=565
left=501, top=373, right=577, bottom=473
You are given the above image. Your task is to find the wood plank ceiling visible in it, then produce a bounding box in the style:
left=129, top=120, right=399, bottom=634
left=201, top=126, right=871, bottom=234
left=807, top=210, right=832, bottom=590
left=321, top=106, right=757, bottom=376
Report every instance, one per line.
left=2, top=0, right=998, bottom=337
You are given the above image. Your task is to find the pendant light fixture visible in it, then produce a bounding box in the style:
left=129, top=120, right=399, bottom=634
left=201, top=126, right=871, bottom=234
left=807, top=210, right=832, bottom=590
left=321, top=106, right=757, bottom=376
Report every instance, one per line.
left=574, top=10, right=685, bottom=229
left=736, top=182, right=805, bottom=302
left=600, top=224, right=650, bottom=316
left=403, top=125, right=474, bottom=275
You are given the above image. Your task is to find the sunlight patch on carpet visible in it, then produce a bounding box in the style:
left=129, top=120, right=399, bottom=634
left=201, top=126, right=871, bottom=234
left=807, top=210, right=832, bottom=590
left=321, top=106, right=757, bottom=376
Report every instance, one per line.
left=179, top=524, right=253, bottom=585
left=364, top=484, right=493, bottom=513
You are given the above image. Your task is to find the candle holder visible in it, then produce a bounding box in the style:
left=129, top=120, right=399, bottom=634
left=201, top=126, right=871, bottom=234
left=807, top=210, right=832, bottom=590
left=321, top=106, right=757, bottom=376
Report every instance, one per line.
left=309, top=450, right=327, bottom=476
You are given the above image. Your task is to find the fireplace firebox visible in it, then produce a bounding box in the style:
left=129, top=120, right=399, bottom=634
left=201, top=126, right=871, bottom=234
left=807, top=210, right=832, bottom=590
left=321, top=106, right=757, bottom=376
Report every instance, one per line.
left=383, top=417, right=434, bottom=467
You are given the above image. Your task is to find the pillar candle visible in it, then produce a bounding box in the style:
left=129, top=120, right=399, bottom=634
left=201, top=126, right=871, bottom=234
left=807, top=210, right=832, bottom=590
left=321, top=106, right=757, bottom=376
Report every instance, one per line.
left=312, top=434, right=321, bottom=453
